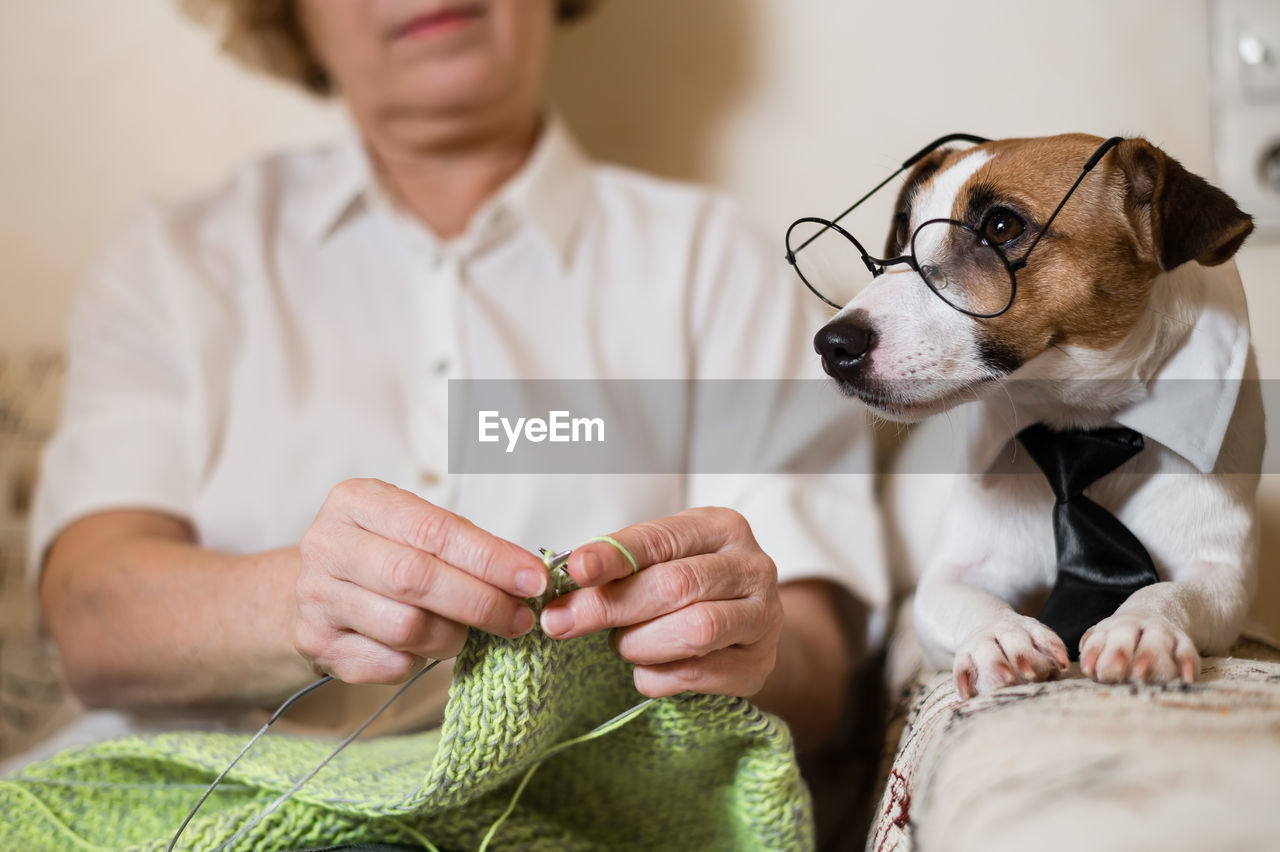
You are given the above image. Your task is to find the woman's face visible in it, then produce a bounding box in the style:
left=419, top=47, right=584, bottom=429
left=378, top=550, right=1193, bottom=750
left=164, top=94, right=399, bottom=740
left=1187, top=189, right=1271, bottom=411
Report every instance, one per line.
left=298, top=0, right=556, bottom=131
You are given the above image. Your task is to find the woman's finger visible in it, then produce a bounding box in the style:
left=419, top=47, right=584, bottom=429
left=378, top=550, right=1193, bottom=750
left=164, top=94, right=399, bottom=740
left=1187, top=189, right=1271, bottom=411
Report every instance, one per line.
left=304, top=524, right=536, bottom=639
left=562, top=507, right=758, bottom=588
left=320, top=478, right=548, bottom=598
left=610, top=598, right=774, bottom=665
left=540, top=551, right=762, bottom=639
left=315, top=579, right=470, bottom=660
left=295, top=624, right=423, bottom=685
left=632, top=642, right=778, bottom=698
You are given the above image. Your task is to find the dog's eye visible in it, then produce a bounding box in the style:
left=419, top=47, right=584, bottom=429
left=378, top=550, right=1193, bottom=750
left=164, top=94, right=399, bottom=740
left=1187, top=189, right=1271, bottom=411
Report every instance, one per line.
left=980, top=209, right=1025, bottom=246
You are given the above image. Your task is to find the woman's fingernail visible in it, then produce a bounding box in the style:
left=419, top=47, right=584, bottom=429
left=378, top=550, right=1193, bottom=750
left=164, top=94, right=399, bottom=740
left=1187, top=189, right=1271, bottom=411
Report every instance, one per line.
left=510, top=606, right=535, bottom=636
left=515, top=568, right=547, bottom=598
left=578, top=551, right=601, bottom=583
left=541, top=606, right=574, bottom=637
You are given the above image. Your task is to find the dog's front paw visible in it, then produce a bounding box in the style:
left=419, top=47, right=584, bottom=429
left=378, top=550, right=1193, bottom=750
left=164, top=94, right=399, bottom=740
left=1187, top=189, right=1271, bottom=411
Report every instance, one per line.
left=1079, top=615, right=1199, bottom=684
left=953, top=616, right=1070, bottom=699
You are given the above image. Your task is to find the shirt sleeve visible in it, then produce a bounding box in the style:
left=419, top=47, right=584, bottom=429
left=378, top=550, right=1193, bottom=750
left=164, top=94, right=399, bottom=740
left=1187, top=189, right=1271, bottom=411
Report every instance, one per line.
left=28, top=205, right=200, bottom=582
left=681, top=196, right=891, bottom=639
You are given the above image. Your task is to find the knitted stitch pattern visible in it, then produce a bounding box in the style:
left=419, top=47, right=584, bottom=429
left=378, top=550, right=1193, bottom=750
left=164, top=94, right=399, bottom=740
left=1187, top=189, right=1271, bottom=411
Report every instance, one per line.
left=0, top=628, right=814, bottom=850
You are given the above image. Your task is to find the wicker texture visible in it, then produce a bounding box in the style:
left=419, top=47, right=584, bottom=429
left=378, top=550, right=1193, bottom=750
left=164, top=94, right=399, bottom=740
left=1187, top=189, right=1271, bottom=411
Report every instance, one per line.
left=0, top=353, right=76, bottom=764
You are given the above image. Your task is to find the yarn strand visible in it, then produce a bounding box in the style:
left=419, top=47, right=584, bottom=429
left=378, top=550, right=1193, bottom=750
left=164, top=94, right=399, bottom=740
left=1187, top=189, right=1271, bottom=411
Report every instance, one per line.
left=578, top=535, right=640, bottom=574
left=477, top=697, right=659, bottom=852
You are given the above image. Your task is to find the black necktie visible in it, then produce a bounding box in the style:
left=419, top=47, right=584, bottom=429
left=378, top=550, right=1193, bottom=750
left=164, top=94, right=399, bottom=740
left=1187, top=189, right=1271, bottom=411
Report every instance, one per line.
left=1016, top=423, right=1159, bottom=659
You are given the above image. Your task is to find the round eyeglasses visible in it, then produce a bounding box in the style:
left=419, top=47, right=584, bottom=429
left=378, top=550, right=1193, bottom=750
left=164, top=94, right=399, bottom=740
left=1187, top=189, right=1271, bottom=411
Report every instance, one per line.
left=785, top=134, right=1123, bottom=319
left=786, top=215, right=1019, bottom=318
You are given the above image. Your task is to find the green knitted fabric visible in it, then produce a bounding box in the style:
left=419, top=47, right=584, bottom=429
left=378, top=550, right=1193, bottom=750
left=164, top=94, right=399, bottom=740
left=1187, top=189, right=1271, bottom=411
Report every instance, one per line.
left=0, top=629, right=814, bottom=850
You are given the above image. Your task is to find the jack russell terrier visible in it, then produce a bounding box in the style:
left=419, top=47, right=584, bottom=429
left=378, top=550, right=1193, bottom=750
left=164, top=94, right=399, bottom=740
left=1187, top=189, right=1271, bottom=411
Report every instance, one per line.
left=789, top=133, right=1261, bottom=698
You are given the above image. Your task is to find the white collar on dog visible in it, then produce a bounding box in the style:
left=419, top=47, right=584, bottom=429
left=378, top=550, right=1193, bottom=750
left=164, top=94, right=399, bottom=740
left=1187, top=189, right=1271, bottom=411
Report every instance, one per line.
left=967, top=260, right=1253, bottom=475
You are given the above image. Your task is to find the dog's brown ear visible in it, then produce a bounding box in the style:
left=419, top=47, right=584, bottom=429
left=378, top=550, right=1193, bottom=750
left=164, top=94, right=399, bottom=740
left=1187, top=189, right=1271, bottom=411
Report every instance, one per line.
left=1114, top=138, right=1254, bottom=270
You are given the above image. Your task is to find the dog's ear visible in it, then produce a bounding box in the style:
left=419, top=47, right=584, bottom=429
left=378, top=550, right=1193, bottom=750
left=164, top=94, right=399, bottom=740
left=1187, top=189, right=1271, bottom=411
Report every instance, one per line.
left=1114, top=138, right=1254, bottom=270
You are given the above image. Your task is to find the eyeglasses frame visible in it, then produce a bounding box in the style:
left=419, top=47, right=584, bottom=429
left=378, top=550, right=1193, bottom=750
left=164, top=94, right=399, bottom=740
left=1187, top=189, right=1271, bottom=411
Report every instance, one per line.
left=785, top=133, right=1125, bottom=318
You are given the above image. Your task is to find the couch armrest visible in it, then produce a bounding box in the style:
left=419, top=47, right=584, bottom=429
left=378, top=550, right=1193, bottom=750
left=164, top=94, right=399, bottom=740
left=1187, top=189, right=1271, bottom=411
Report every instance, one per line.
left=867, top=636, right=1280, bottom=852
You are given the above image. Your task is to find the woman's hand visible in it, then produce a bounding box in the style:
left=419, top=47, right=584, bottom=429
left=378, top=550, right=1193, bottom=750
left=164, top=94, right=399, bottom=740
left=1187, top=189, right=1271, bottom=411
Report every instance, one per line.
left=295, top=478, right=548, bottom=683
left=539, top=507, right=784, bottom=698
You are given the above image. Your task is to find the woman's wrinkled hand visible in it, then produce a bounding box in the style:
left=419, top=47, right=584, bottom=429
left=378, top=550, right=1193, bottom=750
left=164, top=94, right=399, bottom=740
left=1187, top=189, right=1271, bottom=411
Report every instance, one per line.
left=539, top=507, right=783, bottom=698
left=294, top=478, right=548, bottom=683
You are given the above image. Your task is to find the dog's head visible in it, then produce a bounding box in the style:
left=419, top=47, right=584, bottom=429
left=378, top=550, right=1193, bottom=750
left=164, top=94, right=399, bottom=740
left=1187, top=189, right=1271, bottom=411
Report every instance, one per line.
left=813, top=134, right=1254, bottom=421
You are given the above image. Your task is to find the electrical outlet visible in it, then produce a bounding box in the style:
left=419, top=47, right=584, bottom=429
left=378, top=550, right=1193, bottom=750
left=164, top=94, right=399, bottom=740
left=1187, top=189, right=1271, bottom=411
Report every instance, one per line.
left=1211, top=0, right=1280, bottom=238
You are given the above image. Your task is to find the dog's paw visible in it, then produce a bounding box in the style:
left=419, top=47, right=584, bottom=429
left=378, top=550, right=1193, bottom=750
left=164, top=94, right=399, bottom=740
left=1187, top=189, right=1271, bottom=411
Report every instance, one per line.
left=1079, top=615, right=1199, bottom=684
left=952, top=616, right=1070, bottom=699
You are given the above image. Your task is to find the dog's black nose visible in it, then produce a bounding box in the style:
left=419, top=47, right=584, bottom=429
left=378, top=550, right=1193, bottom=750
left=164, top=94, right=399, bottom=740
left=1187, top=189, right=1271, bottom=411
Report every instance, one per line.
left=814, top=318, right=875, bottom=380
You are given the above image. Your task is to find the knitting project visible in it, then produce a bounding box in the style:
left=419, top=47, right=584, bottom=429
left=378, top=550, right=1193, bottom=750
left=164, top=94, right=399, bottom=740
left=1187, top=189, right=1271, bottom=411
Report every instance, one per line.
left=0, top=627, right=814, bottom=850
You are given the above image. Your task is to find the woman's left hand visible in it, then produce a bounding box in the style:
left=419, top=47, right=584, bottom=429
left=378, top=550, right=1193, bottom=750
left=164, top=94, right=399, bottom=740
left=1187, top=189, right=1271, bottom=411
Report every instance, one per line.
left=539, top=507, right=783, bottom=698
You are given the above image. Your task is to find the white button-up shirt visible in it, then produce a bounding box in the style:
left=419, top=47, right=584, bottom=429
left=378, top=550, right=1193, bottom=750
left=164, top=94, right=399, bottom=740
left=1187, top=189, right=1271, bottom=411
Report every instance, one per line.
left=30, top=118, right=888, bottom=736
left=966, top=260, right=1255, bottom=475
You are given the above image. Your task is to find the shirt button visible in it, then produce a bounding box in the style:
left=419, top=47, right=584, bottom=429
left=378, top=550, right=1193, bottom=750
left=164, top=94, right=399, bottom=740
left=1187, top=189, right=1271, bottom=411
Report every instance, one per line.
left=419, top=470, right=442, bottom=487
left=433, top=358, right=451, bottom=375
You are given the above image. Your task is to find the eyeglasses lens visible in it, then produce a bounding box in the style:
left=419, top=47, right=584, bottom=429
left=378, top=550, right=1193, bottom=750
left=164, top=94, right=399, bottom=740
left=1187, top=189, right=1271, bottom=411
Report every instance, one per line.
left=786, top=220, right=870, bottom=310
left=911, top=221, right=1014, bottom=317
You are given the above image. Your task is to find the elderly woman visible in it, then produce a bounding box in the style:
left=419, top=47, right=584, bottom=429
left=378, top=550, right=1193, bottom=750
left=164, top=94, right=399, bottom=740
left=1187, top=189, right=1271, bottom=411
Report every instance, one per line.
left=30, top=0, right=884, bottom=763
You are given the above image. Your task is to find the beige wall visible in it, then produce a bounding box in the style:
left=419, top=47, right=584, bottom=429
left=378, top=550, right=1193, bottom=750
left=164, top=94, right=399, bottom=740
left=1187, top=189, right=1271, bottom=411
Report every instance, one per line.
left=3, top=0, right=1279, bottom=631
left=0, top=1, right=343, bottom=349
left=5, top=0, right=1275, bottom=345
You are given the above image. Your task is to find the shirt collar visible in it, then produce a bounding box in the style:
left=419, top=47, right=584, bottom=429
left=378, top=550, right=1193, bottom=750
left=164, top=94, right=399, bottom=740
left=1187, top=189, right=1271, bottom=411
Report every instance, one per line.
left=496, top=115, right=593, bottom=268
left=967, top=259, right=1252, bottom=474
left=303, top=128, right=372, bottom=244
left=304, top=114, right=593, bottom=269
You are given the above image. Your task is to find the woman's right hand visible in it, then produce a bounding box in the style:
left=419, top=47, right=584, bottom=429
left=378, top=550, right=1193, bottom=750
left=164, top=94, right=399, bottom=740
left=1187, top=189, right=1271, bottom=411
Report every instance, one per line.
left=295, top=478, right=548, bottom=683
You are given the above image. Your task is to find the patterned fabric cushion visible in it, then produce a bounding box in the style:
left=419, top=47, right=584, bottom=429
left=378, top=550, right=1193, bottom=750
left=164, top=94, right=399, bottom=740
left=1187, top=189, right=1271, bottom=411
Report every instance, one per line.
left=0, top=353, right=76, bottom=763
left=868, top=635, right=1280, bottom=852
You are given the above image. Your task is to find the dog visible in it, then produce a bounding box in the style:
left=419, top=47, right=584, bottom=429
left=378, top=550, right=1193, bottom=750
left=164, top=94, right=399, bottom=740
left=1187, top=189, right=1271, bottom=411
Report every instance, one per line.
left=811, top=133, right=1262, bottom=698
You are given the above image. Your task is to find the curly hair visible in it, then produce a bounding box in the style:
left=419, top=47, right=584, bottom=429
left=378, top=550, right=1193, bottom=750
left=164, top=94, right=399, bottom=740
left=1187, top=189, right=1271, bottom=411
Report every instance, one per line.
left=180, top=0, right=599, bottom=96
